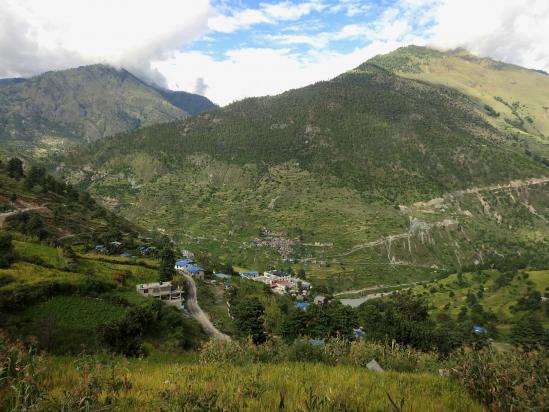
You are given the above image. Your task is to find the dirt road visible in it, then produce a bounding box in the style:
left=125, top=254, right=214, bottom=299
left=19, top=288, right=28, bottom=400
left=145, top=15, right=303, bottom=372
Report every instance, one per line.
left=0, top=206, right=48, bottom=229
left=183, top=273, right=231, bottom=341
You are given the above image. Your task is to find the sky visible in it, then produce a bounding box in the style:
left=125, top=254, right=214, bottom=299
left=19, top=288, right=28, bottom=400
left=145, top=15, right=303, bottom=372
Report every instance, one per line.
left=1, top=0, right=548, bottom=105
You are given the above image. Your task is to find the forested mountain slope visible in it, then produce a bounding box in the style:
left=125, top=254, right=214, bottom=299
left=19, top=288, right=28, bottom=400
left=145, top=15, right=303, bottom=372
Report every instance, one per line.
left=0, top=65, right=216, bottom=158
left=58, top=53, right=549, bottom=291
left=0, top=157, right=139, bottom=244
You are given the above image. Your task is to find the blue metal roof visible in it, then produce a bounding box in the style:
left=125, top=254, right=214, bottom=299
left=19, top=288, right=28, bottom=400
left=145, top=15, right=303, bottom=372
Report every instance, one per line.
left=240, top=271, right=259, bottom=277
left=176, top=258, right=194, bottom=266
left=473, top=325, right=488, bottom=334
left=188, top=266, right=204, bottom=273
left=295, top=302, right=310, bottom=309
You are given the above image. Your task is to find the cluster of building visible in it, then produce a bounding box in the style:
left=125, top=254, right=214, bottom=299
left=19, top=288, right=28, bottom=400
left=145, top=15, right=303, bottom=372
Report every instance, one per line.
left=240, top=270, right=311, bottom=296
left=174, top=258, right=205, bottom=279
left=138, top=245, right=156, bottom=255
left=247, top=230, right=295, bottom=261
left=94, top=241, right=156, bottom=258
left=94, top=241, right=123, bottom=254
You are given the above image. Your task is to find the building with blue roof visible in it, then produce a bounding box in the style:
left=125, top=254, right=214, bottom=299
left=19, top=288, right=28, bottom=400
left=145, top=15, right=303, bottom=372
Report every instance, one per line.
left=473, top=325, right=488, bottom=334
left=187, top=266, right=205, bottom=279
left=353, top=328, right=365, bottom=338
left=295, top=302, right=311, bottom=310
left=95, top=244, right=106, bottom=252
left=175, top=258, right=194, bottom=270
left=239, top=271, right=259, bottom=277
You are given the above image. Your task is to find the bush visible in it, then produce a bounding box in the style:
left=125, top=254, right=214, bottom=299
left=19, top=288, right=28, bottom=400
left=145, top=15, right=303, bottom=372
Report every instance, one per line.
left=199, top=339, right=251, bottom=365
left=510, top=315, right=549, bottom=349
left=347, top=340, right=438, bottom=372
left=451, top=349, right=548, bottom=411
left=0, top=232, right=15, bottom=268
left=287, top=339, right=326, bottom=363
left=97, top=305, right=156, bottom=356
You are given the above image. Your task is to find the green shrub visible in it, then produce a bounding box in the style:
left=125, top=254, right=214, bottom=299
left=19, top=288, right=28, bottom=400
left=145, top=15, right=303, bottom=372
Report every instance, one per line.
left=451, top=349, right=548, bottom=411
left=0, top=233, right=15, bottom=268
left=287, top=339, right=326, bottom=363
left=97, top=305, right=156, bottom=356
left=199, top=339, right=251, bottom=365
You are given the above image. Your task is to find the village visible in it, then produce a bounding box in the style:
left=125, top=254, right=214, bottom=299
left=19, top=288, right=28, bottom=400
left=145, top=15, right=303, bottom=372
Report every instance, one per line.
left=239, top=270, right=312, bottom=297
left=132, top=245, right=326, bottom=314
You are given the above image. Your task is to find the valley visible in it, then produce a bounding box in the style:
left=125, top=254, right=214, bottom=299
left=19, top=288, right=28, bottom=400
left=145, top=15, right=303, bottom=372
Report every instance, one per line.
left=1, top=44, right=547, bottom=412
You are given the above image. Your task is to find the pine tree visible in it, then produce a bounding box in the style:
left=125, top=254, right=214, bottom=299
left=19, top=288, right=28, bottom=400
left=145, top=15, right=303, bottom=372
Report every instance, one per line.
left=232, top=297, right=266, bottom=344
left=0, top=233, right=15, bottom=268
left=159, top=246, right=175, bottom=282
left=7, top=158, right=24, bottom=179
left=510, top=315, right=548, bottom=349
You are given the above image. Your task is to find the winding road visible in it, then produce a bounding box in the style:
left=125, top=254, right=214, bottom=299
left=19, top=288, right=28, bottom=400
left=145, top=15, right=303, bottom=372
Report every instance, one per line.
left=0, top=205, right=48, bottom=229
left=182, top=273, right=231, bottom=341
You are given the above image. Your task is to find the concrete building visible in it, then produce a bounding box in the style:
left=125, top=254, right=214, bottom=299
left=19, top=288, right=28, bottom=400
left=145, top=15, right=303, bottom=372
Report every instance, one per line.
left=136, top=281, right=184, bottom=308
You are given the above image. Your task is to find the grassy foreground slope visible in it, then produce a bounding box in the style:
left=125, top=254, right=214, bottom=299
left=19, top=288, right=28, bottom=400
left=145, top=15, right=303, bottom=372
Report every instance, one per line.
left=59, top=53, right=549, bottom=290
left=40, top=357, right=482, bottom=411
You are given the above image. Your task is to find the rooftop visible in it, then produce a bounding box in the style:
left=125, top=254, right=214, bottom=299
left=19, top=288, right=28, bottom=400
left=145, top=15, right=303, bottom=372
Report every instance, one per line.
left=176, top=258, right=194, bottom=266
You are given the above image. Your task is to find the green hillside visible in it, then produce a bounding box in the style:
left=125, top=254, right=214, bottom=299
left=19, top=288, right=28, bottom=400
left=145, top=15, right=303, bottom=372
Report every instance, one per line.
left=0, top=156, right=140, bottom=244
left=0, top=65, right=216, bottom=159
left=369, top=45, right=549, bottom=159
left=57, top=53, right=549, bottom=291
left=411, top=269, right=549, bottom=340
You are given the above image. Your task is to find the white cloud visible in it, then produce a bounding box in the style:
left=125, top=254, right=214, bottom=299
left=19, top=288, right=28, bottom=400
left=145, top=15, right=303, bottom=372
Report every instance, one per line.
left=427, top=0, right=549, bottom=72
left=208, top=0, right=326, bottom=33
left=153, top=39, right=408, bottom=106
left=0, top=0, right=211, bottom=82
left=329, top=0, right=372, bottom=17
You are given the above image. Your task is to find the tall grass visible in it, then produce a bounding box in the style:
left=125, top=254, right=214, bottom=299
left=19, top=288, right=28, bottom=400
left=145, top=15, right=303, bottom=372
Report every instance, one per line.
left=451, top=348, right=548, bottom=411
left=45, top=358, right=481, bottom=411
left=1, top=333, right=482, bottom=411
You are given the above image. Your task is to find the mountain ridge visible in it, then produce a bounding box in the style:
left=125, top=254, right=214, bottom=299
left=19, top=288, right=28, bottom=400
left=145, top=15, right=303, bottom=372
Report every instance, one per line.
left=0, top=64, right=217, bottom=158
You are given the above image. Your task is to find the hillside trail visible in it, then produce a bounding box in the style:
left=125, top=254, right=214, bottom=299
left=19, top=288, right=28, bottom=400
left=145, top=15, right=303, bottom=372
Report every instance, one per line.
left=333, top=280, right=423, bottom=297
left=0, top=204, right=48, bottom=229
left=330, top=176, right=549, bottom=258
left=182, top=273, right=231, bottom=341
